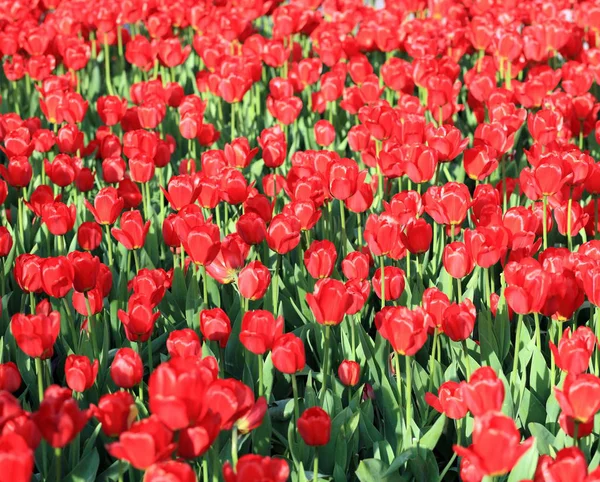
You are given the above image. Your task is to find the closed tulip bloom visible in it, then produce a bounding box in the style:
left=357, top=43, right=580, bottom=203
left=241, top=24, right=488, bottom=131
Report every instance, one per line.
left=107, top=415, right=176, bottom=470
left=345, top=279, right=370, bottom=315
left=304, top=240, right=337, bottom=279
left=372, top=266, right=405, bottom=302
left=297, top=407, right=331, bottom=446
left=118, top=295, right=160, bottom=343
left=441, top=299, right=477, bottom=342
left=238, top=261, right=271, bottom=300
left=328, top=158, right=358, bottom=200
left=338, top=360, right=361, bottom=387
left=422, top=287, right=451, bottom=330
left=129, top=153, right=156, bottom=183
left=144, top=461, right=197, bottom=482
left=41, top=256, right=74, bottom=298
left=555, top=373, right=600, bottom=424
left=41, top=202, right=76, bottom=235
left=93, top=391, right=137, bottom=437
left=0, top=362, right=21, bottom=393
left=183, top=223, right=221, bottom=267
left=464, top=225, right=509, bottom=268
left=14, top=254, right=43, bottom=293
left=504, top=258, right=550, bottom=314
left=0, top=156, right=32, bottom=188
left=425, top=381, right=468, bottom=420
left=149, top=357, right=217, bottom=431
left=223, top=455, right=289, bottom=482
left=550, top=327, right=596, bottom=375
left=200, top=308, right=231, bottom=348
left=559, top=413, right=595, bottom=442
left=77, top=222, right=102, bottom=251
left=267, top=214, right=301, bottom=254
left=34, top=385, right=92, bottom=448
left=65, top=355, right=99, bottom=393
left=240, top=310, right=284, bottom=355
left=364, top=213, right=401, bottom=257
left=110, top=348, right=144, bottom=389
left=314, top=120, right=335, bottom=147
left=272, top=333, right=305, bottom=374
left=461, top=367, right=505, bottom=416
left=166, top=329, right=201, bottom=359
left=341, top=251, right=370, bottom=280
left=236, top=213, right=267, bottom=245
left=453, top=412, right=534, bottom=478
left=0, top=432, right=34, bottom=482
left=400, top=218, right=433, bottom=255
left=84, top=187, right=124, bottom=225
left=443, top=242, right=474, bottom=279
left=0, top=227, right=13, bottom=257
left=375, top=306, right=430, bottom=356
left=11, top=310, right=60, bottom=359
left=111, top=210, right=151, bottom=250
left=306, top=278, right=352, bottom=326
left=67, top=251, right=100, bottom=292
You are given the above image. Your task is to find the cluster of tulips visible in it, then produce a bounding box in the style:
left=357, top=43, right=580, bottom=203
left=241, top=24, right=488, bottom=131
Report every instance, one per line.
left=4, top=0, right=600, bottom=481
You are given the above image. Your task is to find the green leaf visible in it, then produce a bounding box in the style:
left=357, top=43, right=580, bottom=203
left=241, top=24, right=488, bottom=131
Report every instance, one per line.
left=507, top=443, right=538, bottom=482
left=356, top=459, right=405, bottom=482
left=419, top=414, right=447, bottom=450
left=64, top=448, right=100, bottom=482
left=528, top=422, right=556, bottom=455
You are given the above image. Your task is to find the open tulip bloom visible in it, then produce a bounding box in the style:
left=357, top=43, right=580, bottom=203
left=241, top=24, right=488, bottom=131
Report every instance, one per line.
left=4, top=2, right=600, bottom=482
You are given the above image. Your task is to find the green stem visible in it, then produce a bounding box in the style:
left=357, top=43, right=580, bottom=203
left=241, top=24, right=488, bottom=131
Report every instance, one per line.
left=133, top=249, right=140, bottom=273
left=313, top=450, right=319, bottom=482
left=510, top=314, right=524, bottom=389
left=231, top=102, right=236, bottom=140
left=55, top=448, right=62, bottom=481
left=104, top=225, right=113, bottom=266
left=202, top=264, right=209, bottom=307
left=272, top=255, right=281, bottom=315
left=379, top=256, right=386, bottom=310
left=231, top=426, right=238, bottom=469
left=461, top=340, right=471, bottom=380
left=85, top=294, right=99, bottom=357
left=405, top=356, right=413, bottom=445
left=147, top=338, right=153, bottom=375
left=291, top=373, right=300, bottom=436
left=35, top=358, right=44, bottom=405
left=542, top=195, right=548, bottom=250
left=319, top=325, right=331, bottom=405
left=103, top=35, right=114, bottom=95
left=258, top=354, right=264, bottom=397
left=394, top=352, right=402, bottom=406
left=118, top=460, right=124, bottom=482
left=351, top=315, right=357, bottom=361
left=533, top=312, right=541, bottom=353
left=567, top=193, right=573, bottom=251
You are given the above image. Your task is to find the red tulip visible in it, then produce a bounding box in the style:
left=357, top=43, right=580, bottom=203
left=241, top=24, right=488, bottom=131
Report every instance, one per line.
left=461, top=366, right=505, bottom=416
left=200, top=308, right=231, bottom=349
left=400, top=218, right=432, bottom=254
left=341, top=251, right=370, bottom=280
left=314, top=120, right=335, bottom=147
left=67, top=251, right=100, bottom=293
left=65, top=355, right=99, bottom=393
left=443, top=242, right=474, bottom=279
left=223, top=455, right=289, bottom=482
left=555, top=373, right=600, bottom=424
left=453, top=412, right=533, bottom=479
left=77, top=222, right=102, bottom=251
left=550, top=327, right=596, bottom=375
left=41, top=202, right=76, bottom=236
left=110, top=348, right=144, bottom=389
left=85, top=187, right=124, bottom=225
left=93, top=391, right=136, bottom=437
left=304, top=240, right=337, bottom=279
left=297, top=407, right=331, bottom=446
left=306, top=278, right=352, bottom=326
left=183, top=223, right=221, bottom=267
left=144, top=461, right=197, bottom=482
left=118, top=295, right=160, bottom=343
left=425, top=381, right=468, bottom=420
left=149, top=357, right=217, bottom=431
left=239, top=310, right=284, bottom=355
left=166, top=329, right=201, bottom=359
left=272, top=333, right=305, bottom=374
left=238, top=261, right=271, bottom=300
left=338, top=360, right=360, bottom=387
left=441, top=299, right=477, bottom=342
left=0, top=362, right=21, bottom=393
left=504, top=258, right=550, bottom=314
left=34, top=385, right=92, bottom=448
left=14, top=254, right=43, bottom=293
left=375, top=306, right=430, bottom=356
left=41, top=256, right=73, bottom=298
left=111, top=210, right=150, bottom=250
left=11, top=310, right=60, bottom=359
left=107, top=415, right=176, bottom=470
left=0, top=433, right=34, bottom=482
left=266, top=214, right=301, bottom=254
left=372, top=266, right=405, bottom=302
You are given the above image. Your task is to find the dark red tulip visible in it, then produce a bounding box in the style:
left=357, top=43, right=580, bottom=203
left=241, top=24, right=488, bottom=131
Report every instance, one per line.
left=297, top=407, right=331, bottom=446
left=304, top=240, right=337, bottom=279
left=77, top=222, right=102, bottom=251
left=372, top=266, right=405, bottom=302
left=65, top=355, right=99, bottom=393
left=0, top=362, right=21, bottom=393
left=441, top=299, right=477, bottom=342
left=272, top=333, right=305, bottom=374
left=200, top=308, right=232, bottom=349
left=338, top=360, right=360, bottom=387
left=93, top=391, right=136, bottom=437
left=41, top=256, right=73, bottom=298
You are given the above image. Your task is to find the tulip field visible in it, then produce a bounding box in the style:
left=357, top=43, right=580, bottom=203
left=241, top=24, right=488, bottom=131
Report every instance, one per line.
left=4, top=0, right=600, bottom=481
